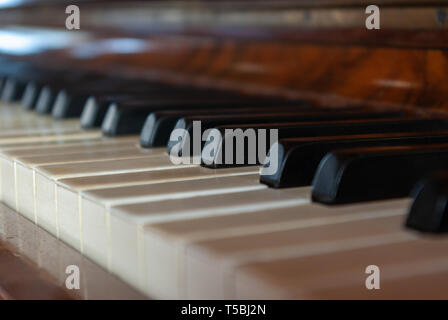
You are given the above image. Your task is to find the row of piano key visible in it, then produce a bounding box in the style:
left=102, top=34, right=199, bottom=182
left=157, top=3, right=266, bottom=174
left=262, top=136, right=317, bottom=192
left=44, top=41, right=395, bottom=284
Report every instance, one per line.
left=1, top=58, right=448, bottom=299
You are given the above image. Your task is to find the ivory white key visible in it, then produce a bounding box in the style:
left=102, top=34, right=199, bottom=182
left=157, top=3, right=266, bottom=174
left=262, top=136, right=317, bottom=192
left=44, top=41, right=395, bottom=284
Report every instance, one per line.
left=56, top=166, right=258, bottom=251
left=9, top=148, right=166, bottom=232
left=0, top=129, right=102, bottom=146
left=0, top=136, right=138, bottom=202
left=0, top=136, right=137, bottom=159
left=0, top=138, right=118, bottom=152
left=81, top=174, right=264, bottom=270
left=32, top=154, right=191, bottom=237
left=234, top=234, right=448, bottom=299
left=143, top=198, right=410, bottom=299
left=0, top=107, right=91, bottom=135
left=0, top=103, right=101, bottom=142
left=0, top=129, right=119, bottom=210
left=0, top=119, right=81, bottom=133
left=310, top=260, right=448, bottom=299
left=183, top=210, right=411, bottom=299
left=0, top=139, right=113, bottom=206
left=0, top=137, right=130, bottom=152
left=0, top=133, right=108, bottom=153
left=108, top=187, right=311, bottom=293
left=0, top=137, right=139, bottom=178
left=5, top=146, right=157, bottom=209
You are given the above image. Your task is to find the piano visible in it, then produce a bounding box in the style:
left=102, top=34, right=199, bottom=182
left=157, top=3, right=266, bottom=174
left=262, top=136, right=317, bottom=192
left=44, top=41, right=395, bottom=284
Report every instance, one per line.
left=0, top=0, right=448, bottom=300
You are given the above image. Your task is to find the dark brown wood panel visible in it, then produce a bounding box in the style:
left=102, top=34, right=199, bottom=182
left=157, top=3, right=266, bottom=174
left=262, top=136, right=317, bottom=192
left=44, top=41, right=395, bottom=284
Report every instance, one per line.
left=2, top=0, right=448, bottom=113
left=9, top=33, right=445, bottom=113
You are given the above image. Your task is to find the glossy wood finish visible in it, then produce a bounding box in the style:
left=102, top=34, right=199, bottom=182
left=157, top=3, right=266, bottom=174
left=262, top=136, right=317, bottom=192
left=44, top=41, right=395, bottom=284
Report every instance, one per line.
left=3, top=1, right=448, bottom=32
left=105, top=41, right=448, bottom=112
left=0, top=201, right=145, bottom=299
left=1, top=1, right=448, bottom=114
left=5, top=33, right=447, bottom=114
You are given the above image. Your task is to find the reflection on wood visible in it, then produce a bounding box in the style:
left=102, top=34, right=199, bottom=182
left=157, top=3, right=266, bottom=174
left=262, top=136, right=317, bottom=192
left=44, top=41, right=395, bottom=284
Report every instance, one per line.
left=0, top=202, right=146, bottom=299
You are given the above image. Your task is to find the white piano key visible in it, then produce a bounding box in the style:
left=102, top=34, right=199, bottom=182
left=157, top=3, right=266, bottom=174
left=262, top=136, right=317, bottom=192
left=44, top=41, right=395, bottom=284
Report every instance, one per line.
left=56, top=166, right=258, bottom=251
left=234, top=235, right=448, bottom=299
left=32, top=154, right=191, bottom=237
left=18, top=149, right=164, bottom=233
left=108, top=187, right=310, bottom=293
left=0, top=121, right=80, bottom=134
left=184, top=211, right=411, bottom=299
left=0, top=129, right=102, bottom=146
left=143, top=198, right=410, bottom=299
left=81, top=175, right=264, bottom=272
left=0, top=128, right=108, bottom=209
left=0, top=136, right=137, bottom=203
left=309, top=259, right=448, bottom=299
left=0, top=136, right=138, bottom=159
left=5, top=146, right=162, bottom=222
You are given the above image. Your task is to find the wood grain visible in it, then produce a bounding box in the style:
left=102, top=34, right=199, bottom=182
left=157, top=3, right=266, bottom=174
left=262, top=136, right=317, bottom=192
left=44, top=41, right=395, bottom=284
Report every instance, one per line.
left=2, top=1, right=448, bottom=113
left=18, top=36, right=448, bottom=113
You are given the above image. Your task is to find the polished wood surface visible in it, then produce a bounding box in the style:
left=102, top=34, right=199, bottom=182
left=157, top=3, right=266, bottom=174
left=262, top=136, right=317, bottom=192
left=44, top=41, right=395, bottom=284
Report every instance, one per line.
left=2, top=1, right=448, bottom=113
left=11, top=35, right=448, bottom=114
left=0, top=200, right=145, bottom=299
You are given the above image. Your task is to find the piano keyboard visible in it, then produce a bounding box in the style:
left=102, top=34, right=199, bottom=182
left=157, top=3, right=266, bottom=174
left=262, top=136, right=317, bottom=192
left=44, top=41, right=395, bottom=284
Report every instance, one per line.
left=1, top=58, right=448, bottom=300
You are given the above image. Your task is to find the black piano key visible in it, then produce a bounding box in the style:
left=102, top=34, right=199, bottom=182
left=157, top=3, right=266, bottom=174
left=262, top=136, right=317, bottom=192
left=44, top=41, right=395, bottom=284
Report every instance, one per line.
left=61, top=81, right=268, bottom=120
left=51, top=83, right=139, bottom=119
left=168, top=111, right=407, bottom=155
left=201, top=118, right=448, bottom=167
left=140, top=105, right=318, bottom=148
left=311, top=144, right=448, bottom=204
left=101, top=100, right=184, bottom=136
left=1, top=78, right=27, bottom=102
left=80, top=94, right=146, bottom=128
left=100, top=100, right=235, bottom=136
left=0, top=63, right=35, bottom=83
left=0, top=64, right=59, bottom=103
left=51, top=78, right=178, bottom=119
left=261, top=131, right=448, bottom=188
left=52, top=89, right=92, bottom=119
left=21, top=69, right=81, bottom=110
left=406, top=171, right=448, bottom=233
left=21, top=81, right=41, bottom=110
left=79, top=86, right=236, bottom=128
left=35, top=85, right=58, bottom=114
left=36, top=84, right=94, bottom=115
left=0, top=77, right=4, bottom=94
left=0, top=61, right=32, bottom=97
left=34, top=73, right=108, bottom=114
left=102, top=97, right=305, bottom=136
